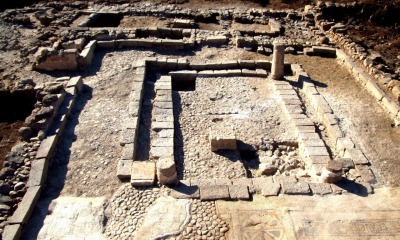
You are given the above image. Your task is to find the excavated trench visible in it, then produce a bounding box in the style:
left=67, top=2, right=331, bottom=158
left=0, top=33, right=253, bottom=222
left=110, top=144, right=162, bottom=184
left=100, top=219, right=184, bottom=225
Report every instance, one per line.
left=0, top=90, right=36, bottom=169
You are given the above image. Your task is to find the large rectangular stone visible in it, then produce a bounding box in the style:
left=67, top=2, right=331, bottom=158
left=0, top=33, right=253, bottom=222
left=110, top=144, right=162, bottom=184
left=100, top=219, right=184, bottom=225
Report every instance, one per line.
left=284, top=105, right=304, bottom=114
left=66, top=76, right=83, bottom=93
left=309, top=155, right=331, bottom=165
left=291, top=118, right=314, bottom=127
left=228, top=185, right=250, bottom=200
left=2, top=224, right=22, bottom=240
left=119, top=128, right=136, bottom=146
left=326, top=124, right=344, bottom=144
left=131, top=161, right=156, bottom=186
left=121, top=143, right=134, bottom=160
left=152, top=121, right=174, bottom=131
left=260, top=183, right=281, bottom=197
left=155, top=115, right=174, bottom=122
left=336, top=137, right=355, bottom=152
left=344, top=148, right=369, bottom=165
left=298, top=132, right=321, bottom=141
left=200, top=185, right=230, bottom=200
left=153, top=108, right=173, bottom=116
left=171, top=184, right=200, bottom=199
left=282, top=182, right=310, bottom=195
left=309, top=183, right=332, bottom=195
left=36, top=135, right=57, bottom=160
left=152, top=138, right=174, bottom=147
left=154, top=101, right=173, bottom=109
left=26, top=158, right=48, bottom=187
left=8, top=186, right=41, bottom=224
left=158, top=129, right=174, bottom=138
left=231, top=178, right=255, bottom=193
left=382, top=97, right=400, bottom=116
left=117, top=160, right=132, bottom=181
left=252, top=177, right=274, bottom=193
left=300, top=138, right=325, bottom=148
left=150, top=146, right=174, bottom=158
left=303, top=146, right=330, bottom=157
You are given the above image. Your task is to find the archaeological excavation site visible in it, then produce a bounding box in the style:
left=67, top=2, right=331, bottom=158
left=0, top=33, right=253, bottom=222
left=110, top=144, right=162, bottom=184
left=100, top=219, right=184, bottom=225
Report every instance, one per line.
left=1, top=0, right=400, bottom=239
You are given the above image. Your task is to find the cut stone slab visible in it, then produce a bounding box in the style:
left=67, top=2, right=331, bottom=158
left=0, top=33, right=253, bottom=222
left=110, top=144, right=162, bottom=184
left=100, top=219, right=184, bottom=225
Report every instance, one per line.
left=131, top=161, right=156, bottom=186
left=231, top=178, right=255, bottom=193
left=158, top=129, right=174, bottom=138
left=134, top=196, right=191, bottom=240
left=26, top=158, right=48, bottom=187
left=117, top=160, right=132, bottom=181
left=157, top=158, right=177, bottom=185
left=171, top=184, right=200, bottom=199
left=119, top=128, right=136, bottom=146
left=121, top=143, right=134, bottom=160
left=36, top=135, right=57, bottom=160
left=25, top=196, right=106, bottom=240
left=344, top=148, right=369, bottom=165
left=303, top=146, right=330, bottom=157
left=200, top=185, right=230, bottom=200
left=336, top=137, right=355, bottom=151
left=228, top=185, right=250, bottom=200
left=8, top=186, right=41, bottom=224
left=152, top=138, right=174, bottom=147
left=209, top=126, right=237, bottom=151
left=150, top=146, right=174, bottom=159
left=252, top=177, right=274, bottom=193
left=309, top=155, right=331, bottom=165
left=309, top=183, right=332, bottom=195
left=282, top=182, right=311, bottom=195
left=2, top=224, right=22, bottom=240
left=152, top=121, right=174, bottom=131
left=261, top=183, right=281, bottom=196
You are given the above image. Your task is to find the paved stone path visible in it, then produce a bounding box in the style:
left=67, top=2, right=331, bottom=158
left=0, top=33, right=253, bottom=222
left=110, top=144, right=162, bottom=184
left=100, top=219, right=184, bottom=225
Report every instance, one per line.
left=24, top=197, right=106, bottom=240
left=134, top=196, right=191, bottom=240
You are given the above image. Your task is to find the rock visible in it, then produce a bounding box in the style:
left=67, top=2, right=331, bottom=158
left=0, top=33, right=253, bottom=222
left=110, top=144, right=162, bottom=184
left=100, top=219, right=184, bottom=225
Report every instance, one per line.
left=258, top=162, right=277, bottom=176
left=319, top=36, right=329, bottom=44
left=0, top=181, right=11, bottom=195
left=34, top=106, right=54, bottom=121
left=14, top=182, right=25, bottom=191
left=284, top=47, right=296, bottom=54
left=0, top=168, right=15, bottom=180
left=0, top=194, right=13, bottom=206
left=45, top=83, right=64, bottom=93
left=325, top=160, right=342, bottom=172
left=18, top=127, right=32, bottom=141
left=5, top=150, right=24, bottom=169
left=42, top=94, right=58, bottom=106
left=0, top=204, right=11, bottom=214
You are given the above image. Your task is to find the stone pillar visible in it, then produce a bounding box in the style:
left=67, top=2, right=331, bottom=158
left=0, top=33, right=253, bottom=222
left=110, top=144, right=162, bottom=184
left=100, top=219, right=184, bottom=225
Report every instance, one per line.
left=271, top=41, right=285, bottom=80
left=157, top=158, right=177, bottom=185
left=320, top=160, right=342, bottom=183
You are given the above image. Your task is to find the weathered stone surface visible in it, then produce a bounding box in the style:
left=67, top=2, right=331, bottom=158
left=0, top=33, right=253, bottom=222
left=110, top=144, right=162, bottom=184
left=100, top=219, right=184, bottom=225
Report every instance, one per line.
left=261, top=183, right=281, bottom=196
left=152, top=138, right=174, bottom=147
left=119, top=128, right=136, bottom=146
left=117, top=160, right=132, bottom=181
left=36, top=135, right=57, bottom=160
left=228, top=185, right=250, bottom=200
left=336, top=137, right=355, bottom=151
left=344, top=148, right=369, bottom=165
left=200, top=185, right=230, bottom=200
left=66, top=76, right=83, bottom=93
left=341, top=158, right=355, bottom=169
left=152, top=121, right=174, bottom=131
left=26, top=158, right=48, bottom=187
left=326, top=160, right=343, bottom=172
left=157, top=158, right=177, bottom=185
left=2, top=224, right=22, bottom=240
left=231, top=178, right=255, bottom=193
left=131, top=161, right=156, bottom=186
left=282, top=182, right=310, bottom=195
left=150, top=146, right=174, bottom=158
left=271, top=41, right=285, bottom=80
left=121, top=143, right=134, bottom=160
left=8, top=186, right=41, bottom=224
left=171, top=184, right=200, bottom=199
left=252, top=177, right=274, bottom=193
left=134, top=197, right=191, bottom=240
left=209, top=127, right=237, bottom=151
left=303, top=146, right=330, bottom=157
left=309, top=183, right=332, bottom=195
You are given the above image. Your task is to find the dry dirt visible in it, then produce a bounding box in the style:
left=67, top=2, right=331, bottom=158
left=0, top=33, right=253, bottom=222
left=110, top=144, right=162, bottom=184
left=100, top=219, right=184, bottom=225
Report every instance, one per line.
left=119, top=16, right=169, bottom=28
left=0, top=121, right=24, bottom=168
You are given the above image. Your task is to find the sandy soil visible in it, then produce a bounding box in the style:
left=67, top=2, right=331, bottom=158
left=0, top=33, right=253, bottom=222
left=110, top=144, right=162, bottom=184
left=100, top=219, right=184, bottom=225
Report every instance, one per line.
left=119, top=16, right=169, bottom=28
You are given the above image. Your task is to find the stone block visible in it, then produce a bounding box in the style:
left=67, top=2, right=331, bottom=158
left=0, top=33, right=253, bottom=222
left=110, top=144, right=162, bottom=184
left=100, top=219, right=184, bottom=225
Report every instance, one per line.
left=344, top=148, right=369, bottom=165
left=252, top=177, right=274, bottom=193
left=341, top=158, right=355, bottom=169
left=309, top=155, right=331, bottom=164
left=300, top=139, right=325, bottom=148
left=282, top=182, right=310, bottom=195
left=8, top=186, right=41, bottom=224
left=231, top=178, right=255, bottom=193
left=205, top=36, right=227, bottom=45
left=274, top=176, right=297, bottom=184
left=119, top=128, right=136, bottom=146
left=291, top=118, right=314, bottom=127
left=122, top=117, right=139, bottom=130
left=154, top=108, right=173, bottom=116
left=282, top=99, right=302, bottom=106
left=209, top=127, right=236, bottom=151
left=150, top=146, right=174, bottom=159
left=2, top=224, right=22, bottom=240
left=121, top=143, right=134, bottom=160
left=322, top=113, right=338, bottom=126
left=382, top=97, right=400, bottom=116
left=117, top=160, right=132, bottom=181
left=284, top=105, right=304, bottom=114
left=295, top=125, right=316, bottom=135
left=131, top=161, right=156, bottom=186
left=26, top=158, right=48, bottom=187
left=228, top=185, right=250, bottom=200
left=128, top=102, right=140, bottom=117
left=303, top=146, right=330, bottom=157
left=152, top=138, right=174, bottom=147
left=336, top=137, right=355, bottom=152
left=278, top=89, right=297, bottom=96
left=309, top=183, right=332, bottom=195
left=200, top=185, right=230, bottom=200
left=158, top=129, right=174, bottom=138
left=326, top=124, right=344, bottom=144
left=365, top=80, right=384, bottom=101
left=311, top=46, right=336, bottom=57
left=97, top=40, right=115, bottom=48
left=298, top=132, right=321, bottom=141
left=171, top=184, right=200, bottom=199
left=255, top=60, right=271, bottom=70
left=66, top=76, right=84, bottom=93
left=36, top=135, right=57, bottom=160
left=157, top=158, right=177, bottom=185
left=152, top=121, right=174, bottom=131
left=78, top=40, right=96, bottom=67
left=155, top=115, right=174, bottom=123
left=238, top=60, right=255, bottom=69
left=260, top=183, right=281, bottom=196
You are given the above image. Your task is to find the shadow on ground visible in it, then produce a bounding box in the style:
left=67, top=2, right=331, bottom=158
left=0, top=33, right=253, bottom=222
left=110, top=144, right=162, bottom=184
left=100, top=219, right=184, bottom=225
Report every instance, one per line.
left=21, top=85, right=92, bottom=239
